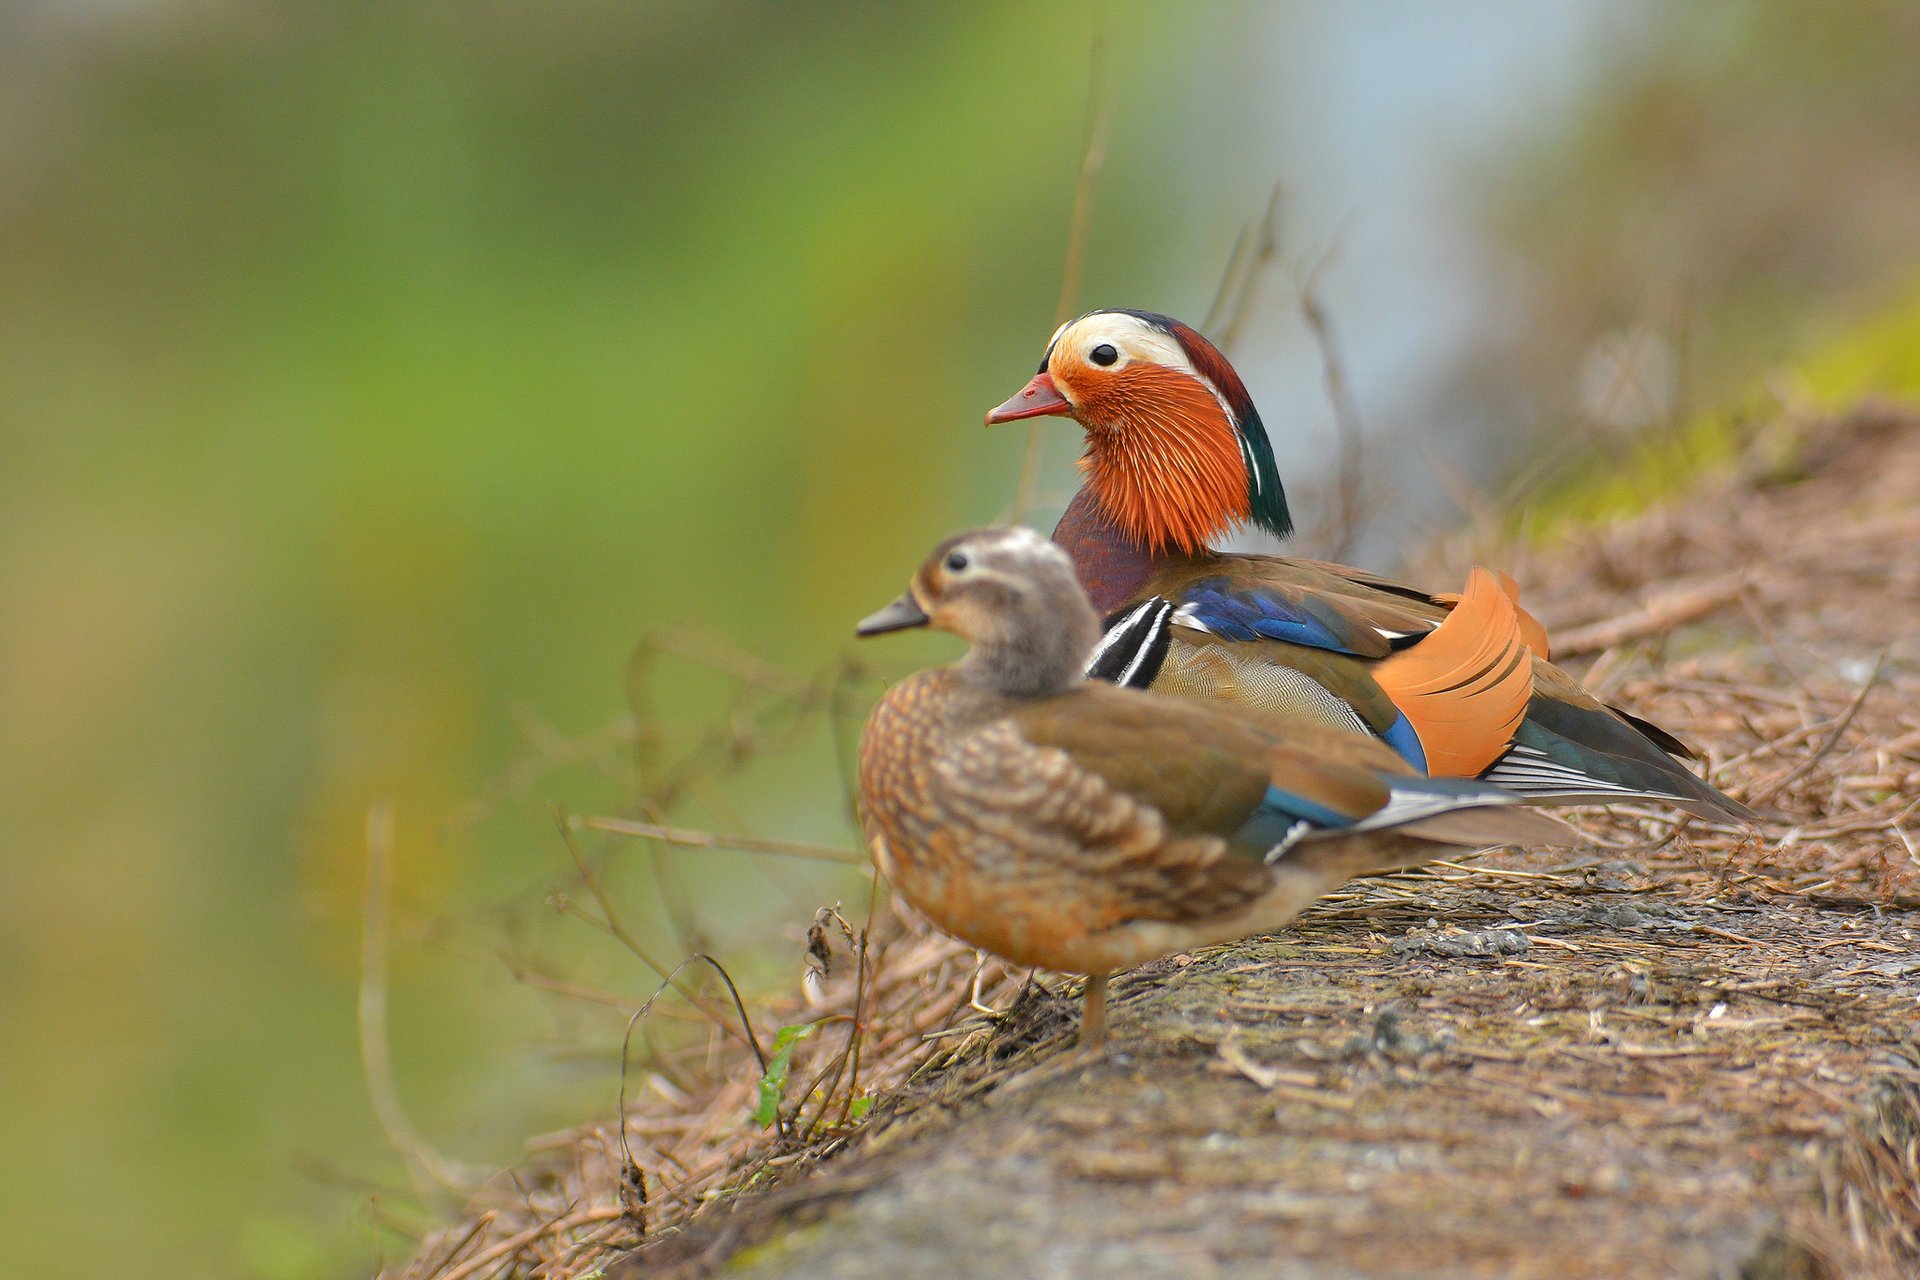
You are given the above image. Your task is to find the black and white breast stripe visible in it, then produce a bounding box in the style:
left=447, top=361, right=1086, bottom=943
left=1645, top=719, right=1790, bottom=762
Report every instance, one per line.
left=1086, top=597, right=1175, bottom=689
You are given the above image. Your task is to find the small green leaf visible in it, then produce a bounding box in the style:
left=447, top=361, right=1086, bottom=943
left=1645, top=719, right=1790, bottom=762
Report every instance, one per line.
left=752, top=1023, right=817, bottom=1129
left=848, top=1094, right=873, bottom=1122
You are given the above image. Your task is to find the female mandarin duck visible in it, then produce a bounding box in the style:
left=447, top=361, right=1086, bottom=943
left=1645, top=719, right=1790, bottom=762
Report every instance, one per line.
left=986, top=308, right=1751, bottom=822
left=855, top=527, right=1571, bottom=1049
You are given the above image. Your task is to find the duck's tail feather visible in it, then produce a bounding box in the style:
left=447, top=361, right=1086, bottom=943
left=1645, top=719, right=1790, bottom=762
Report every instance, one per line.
left=1358, top=773, right=1580, bottom=848
left=1483, top=705, right=1756, bottom=823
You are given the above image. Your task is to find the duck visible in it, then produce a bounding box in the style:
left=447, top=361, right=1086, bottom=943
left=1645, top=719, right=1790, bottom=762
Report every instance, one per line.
left=854, top=526, right=1573, bottom=1050
left=985, top=308, right=1752, bottom=822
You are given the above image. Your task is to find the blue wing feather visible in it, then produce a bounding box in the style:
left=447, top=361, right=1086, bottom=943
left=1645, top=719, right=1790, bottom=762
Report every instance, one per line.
left=1229, top=783, right=1354, bottom=857
left=1179, top=582, right=1362, bottom=654
left=1255, top=784, right=1357, bottom=831
left=1235, top=764, right=1535, bottom=857
left=1378, top=712, right=1428, bottom=772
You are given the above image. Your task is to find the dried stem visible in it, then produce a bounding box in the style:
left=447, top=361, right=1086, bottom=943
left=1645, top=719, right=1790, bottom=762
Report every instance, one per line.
left=1208, top=183, right=1286, bottom=352
left=1748, top=654, right=1886, bottom=806
left=1294, top=232, right=1366, bottom=560
left=359, top=803, right=481, bottom=1195
left=1009, top=21, right=1111, bottom=525
left=576, top=814, right=865, bottom=865
left=553, top=808, right=753, bottom=1045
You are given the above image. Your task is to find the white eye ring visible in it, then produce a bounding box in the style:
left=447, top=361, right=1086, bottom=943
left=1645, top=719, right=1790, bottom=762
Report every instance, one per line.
left=944, top=550, right=970, bottom=573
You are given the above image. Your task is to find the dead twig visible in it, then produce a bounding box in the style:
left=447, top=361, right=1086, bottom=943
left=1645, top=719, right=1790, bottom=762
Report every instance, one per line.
left=1550, top=573, right=1749, bottom=657
left=575, top=813, right=865, bottom=865
left=1207, top=182, right=1286, bottom=350
left=1294, top=230, right=1366, bottom=561
left=1010, top=20, right=1112, bottom=524
left=551, top=808, right=758, bottom=1047
left=1748, top=654, right=1887, bottom=806
left=359, top=803, right=483, bottom=1195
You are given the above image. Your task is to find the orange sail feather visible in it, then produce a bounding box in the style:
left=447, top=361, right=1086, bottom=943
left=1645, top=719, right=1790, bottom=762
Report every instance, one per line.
left=1373, top=567, right=1533, bottom=777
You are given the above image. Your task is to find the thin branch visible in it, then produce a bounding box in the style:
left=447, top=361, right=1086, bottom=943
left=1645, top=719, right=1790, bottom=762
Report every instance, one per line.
left=1748, top=654, right=1887, bottom=806
left=1549, top=573, right=1749, bottom=658
left=576, top=814, right=866, bottom=864
left=842, top=886, right=882, bottom=1125
left=1010, top=20, right=1112, bottom=524
left=646, top=626, right=815, bottom=700
left=412, top=1210, right=494, bottom=1280
left=499, top=954, right=711, bottom=1021
left=617, top=953, right=769, bottom=1170
left=555, top=807, right=694, bottom=983
left=553, top=808, right=752, bottom=1045
left=358, top=803, right=482, bottom=1195
left=1052, top=22, right=1111, bottom=329
left=829, top=659, right=869, bottom=830
left=1209, top=182, right=1286, bottom=352
left=1737, top=586, right=1822, bottom=697
left=1294, top=231, right=1365, bottom=559
left=640, top=657, right=847, bottom=817
left=1202, top=223, right=1252, bottom=336
left=435, top=1207, right=626, bottom=1280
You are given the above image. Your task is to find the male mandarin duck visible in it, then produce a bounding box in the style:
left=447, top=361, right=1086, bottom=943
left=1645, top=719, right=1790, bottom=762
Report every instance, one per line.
left=854, top=527, right=1572, bottom=1049
left=986, top=308, right=1752, bottom=823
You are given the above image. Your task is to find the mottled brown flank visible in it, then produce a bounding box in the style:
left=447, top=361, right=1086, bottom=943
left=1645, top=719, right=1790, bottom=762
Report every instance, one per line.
left=1070, top=361, right=1249, bottom=556
left=855, top=645, right=1561, bottom=984
left=856, top=669, right=1275, bottom=972
left=1009, top=686, right=1411, bottom=828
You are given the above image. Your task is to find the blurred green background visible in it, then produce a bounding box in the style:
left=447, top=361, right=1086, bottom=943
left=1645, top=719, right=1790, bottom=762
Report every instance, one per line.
left=6, top=3, right=1920, bottom=1277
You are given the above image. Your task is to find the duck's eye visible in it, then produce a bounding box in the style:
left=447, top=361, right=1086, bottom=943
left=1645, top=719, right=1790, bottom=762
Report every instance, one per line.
left=1089, top=343, right=1119, bottom=367
left=945, top=551, right=970, bottom=573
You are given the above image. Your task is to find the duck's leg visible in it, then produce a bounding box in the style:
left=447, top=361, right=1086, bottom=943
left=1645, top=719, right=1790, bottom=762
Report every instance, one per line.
left=1080, top=971, right=1109, bottom=1052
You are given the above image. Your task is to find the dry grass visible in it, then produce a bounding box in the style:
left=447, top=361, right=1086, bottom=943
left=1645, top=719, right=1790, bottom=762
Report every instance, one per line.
left=391, top=401, right=1920, bottom=1280
left=1425, top=399, right=1920, bottom=906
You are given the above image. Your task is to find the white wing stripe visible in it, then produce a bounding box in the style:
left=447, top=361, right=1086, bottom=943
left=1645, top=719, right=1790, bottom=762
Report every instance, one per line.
left=1350, top=788, right=1517, bottom=833
left=1086, top=600, right=1160, bottom=668
left=1483, top=751, right=1688, bottom=802
left=1114, top=606, right=1168, bottom=688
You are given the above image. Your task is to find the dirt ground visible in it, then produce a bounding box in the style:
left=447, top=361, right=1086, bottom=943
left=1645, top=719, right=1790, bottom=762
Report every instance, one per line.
left=401, top=402, right=1920, bottom=1280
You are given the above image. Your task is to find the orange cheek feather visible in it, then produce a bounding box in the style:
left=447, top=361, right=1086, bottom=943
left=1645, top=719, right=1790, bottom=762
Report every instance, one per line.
left=1071, top=363, right=1250, bottom=555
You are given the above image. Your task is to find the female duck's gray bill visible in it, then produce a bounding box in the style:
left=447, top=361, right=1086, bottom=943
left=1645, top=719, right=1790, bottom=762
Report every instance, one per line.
left=856, top=593, right=931, bottom=637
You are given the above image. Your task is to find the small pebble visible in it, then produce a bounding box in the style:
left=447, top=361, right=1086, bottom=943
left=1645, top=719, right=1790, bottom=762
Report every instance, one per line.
left=1392, top=928, right=1532, bottom=958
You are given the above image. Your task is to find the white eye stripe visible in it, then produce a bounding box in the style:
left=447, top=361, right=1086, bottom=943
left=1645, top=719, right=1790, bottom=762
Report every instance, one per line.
left=1055, top=312, right=1244, bottom=434
left=1062, top=314, right=1186, bottom=370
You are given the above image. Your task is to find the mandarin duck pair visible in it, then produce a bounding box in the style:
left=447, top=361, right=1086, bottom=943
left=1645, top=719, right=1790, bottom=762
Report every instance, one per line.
left=856, top=310, right=1750, bottom=1049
